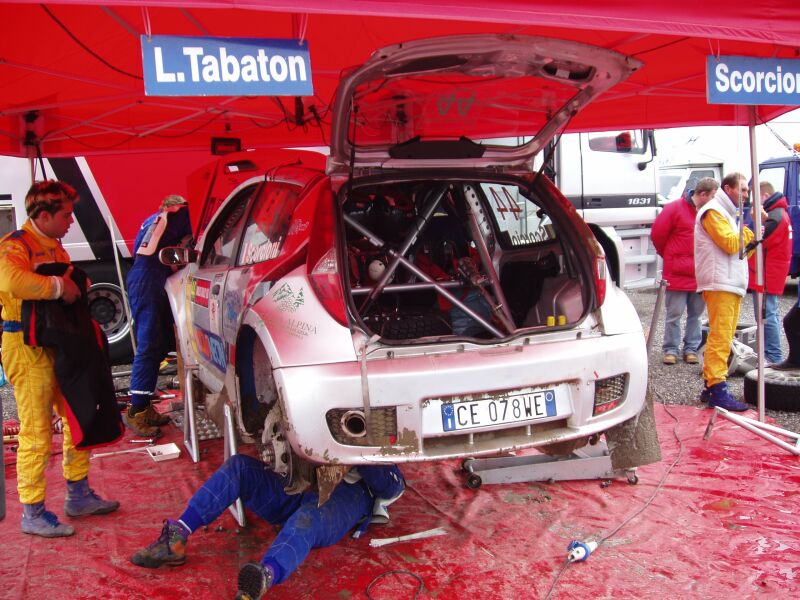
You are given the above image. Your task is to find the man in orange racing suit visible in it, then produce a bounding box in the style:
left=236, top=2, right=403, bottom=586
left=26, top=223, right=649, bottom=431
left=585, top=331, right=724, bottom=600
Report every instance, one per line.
left=0, top=180, right=119, bottom=538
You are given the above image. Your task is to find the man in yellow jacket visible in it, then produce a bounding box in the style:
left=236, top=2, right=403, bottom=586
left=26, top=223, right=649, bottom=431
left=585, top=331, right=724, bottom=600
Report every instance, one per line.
left=0, top=180, right=119, bottom=538
left=694, top=173, right=760, bottom=411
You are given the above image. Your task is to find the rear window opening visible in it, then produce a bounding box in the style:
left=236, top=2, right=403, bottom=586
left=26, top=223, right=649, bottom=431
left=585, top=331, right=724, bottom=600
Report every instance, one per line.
left=340, top=178, right=591, bottom=342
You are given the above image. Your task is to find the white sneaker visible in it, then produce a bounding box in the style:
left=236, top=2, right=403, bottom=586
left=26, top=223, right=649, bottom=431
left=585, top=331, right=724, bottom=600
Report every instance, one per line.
left=371, top=488, right=405, bottom=524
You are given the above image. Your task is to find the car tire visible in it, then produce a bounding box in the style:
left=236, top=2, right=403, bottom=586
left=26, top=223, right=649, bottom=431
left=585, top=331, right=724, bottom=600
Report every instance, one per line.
left=743, top=367, right=800, bottom=411
left=82, top=261, right=134, bottom=365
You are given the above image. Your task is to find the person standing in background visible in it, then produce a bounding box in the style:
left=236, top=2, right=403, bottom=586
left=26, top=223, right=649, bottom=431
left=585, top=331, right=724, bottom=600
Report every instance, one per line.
left=651, top=177, right=717, bottom=365
left=747, top=181, right=792, bottom=365
left=694, top=172, right=760, bottom=412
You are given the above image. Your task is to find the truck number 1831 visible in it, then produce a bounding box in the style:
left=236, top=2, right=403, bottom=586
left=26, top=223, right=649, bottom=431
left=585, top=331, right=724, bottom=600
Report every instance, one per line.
left=627, top=197, right=651, bottom=205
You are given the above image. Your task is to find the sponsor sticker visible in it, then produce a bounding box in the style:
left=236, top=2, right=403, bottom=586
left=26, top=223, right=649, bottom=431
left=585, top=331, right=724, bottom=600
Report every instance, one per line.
left=191, top=278, right=211, bottom=307
left=271, top=282, right=304, bottom=312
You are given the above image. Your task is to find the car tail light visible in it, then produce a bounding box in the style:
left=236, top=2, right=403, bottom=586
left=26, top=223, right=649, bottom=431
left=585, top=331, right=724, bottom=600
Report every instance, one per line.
left=309, top=248, right=348, bottom=326
left=594, top=255, right=607, bottom=307
left=593, top=373, right=628, bottom=416
left=307, top=188, right=348, bottom=326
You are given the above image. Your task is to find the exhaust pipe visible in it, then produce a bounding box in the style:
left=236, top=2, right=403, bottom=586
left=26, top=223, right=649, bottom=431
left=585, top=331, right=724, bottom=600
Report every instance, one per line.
left=340, top=410, right=367, bottom=438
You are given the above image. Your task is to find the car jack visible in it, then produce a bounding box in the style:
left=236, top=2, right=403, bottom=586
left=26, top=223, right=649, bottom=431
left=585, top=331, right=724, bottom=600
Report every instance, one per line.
left=461, top=440, right=638, bottom=489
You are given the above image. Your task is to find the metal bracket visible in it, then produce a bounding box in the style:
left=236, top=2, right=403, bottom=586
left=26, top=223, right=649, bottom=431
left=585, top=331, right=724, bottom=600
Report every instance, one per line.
left=704, top=406, right=800, bottom=456
left=461, top=440, right=637, bottom=489
left=224, top=403, right=246, bottom=527
left=183, top=367, right=200, bottom=463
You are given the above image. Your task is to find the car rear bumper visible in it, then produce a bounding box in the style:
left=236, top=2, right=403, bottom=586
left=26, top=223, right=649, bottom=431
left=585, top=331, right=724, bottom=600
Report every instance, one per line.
left=276, top=331, right=647, bottom=464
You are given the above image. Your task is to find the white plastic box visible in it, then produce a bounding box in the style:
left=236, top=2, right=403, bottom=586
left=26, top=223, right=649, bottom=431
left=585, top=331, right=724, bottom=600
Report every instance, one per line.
left=146, top=443, right=181, bottom=462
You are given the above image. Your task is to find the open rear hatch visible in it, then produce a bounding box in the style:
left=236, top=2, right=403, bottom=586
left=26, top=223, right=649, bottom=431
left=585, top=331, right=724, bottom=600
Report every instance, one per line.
left=328, top=34, right=641, bottom=173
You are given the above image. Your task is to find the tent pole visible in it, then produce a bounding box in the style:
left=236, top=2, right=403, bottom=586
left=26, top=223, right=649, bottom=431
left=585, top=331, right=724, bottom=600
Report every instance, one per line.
left=748, top=106, right=765, bottom=423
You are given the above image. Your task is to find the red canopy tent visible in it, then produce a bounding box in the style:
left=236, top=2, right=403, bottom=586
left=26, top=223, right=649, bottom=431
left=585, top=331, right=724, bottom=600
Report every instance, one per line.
left=1, top=1, right=799, bottom=157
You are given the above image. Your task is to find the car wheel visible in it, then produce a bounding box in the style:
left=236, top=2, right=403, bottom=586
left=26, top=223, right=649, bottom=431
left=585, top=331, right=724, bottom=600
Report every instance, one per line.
left=83, top=261, right=134, bottom=365
left=743, top=368, right=800, bottom=411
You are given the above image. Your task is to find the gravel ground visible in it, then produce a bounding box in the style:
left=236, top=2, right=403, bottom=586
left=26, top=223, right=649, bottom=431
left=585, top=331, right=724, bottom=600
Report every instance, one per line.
left=3, top=284, right=799, bottom=432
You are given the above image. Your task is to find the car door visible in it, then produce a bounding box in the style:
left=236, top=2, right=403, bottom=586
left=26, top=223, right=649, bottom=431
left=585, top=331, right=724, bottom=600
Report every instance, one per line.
left=189, top=182, right=258, bottom=390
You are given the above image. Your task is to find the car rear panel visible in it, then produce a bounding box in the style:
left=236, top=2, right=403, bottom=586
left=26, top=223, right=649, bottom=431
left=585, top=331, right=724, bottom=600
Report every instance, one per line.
left=274, top=327, right=647, bottom=463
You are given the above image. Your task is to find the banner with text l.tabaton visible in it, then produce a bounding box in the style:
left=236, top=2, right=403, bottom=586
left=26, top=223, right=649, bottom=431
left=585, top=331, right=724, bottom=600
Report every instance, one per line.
left=707, top=55, right=800, bottom=106
left=141, top=35, right=313, bottom=96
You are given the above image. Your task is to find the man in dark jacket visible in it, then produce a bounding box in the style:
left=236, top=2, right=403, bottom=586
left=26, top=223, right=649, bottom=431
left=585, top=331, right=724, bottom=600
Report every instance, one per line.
left=747, top=181, right=792, bottom=365
left=650, top=177, right=717, bottom=364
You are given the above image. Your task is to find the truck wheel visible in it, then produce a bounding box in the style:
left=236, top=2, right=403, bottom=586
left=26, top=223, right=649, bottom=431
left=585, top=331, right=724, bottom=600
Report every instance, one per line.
left=83, top=262, right=134, bottom=365
left=743, top=368, right=800, bottom=411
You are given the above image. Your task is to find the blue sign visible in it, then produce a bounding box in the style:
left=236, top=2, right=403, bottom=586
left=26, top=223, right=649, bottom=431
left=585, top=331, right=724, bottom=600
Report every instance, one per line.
left=141, top=35, right=313, bottom=96
left=707, top=55, right=800, bottom=106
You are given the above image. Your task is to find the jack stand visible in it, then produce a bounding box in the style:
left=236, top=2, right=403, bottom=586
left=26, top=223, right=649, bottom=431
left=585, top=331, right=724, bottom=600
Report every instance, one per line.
left=461, top=440, right=638, bottom=489
left=183, top=366, right=200, bottom=463
left=223, top=403, right=246, bottom=527
left=704, top=407, right=800, bottom=456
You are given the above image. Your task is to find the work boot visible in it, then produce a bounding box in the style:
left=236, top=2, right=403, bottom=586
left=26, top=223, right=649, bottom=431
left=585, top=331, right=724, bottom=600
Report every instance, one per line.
left=123, top=404, right=163, bottom=438
left=683, top=353, right=699, bottom=364
left=64, top=477, right=120, bottom=517
left=144, top=404, right=171, bottom=426
left=662, top=354, right=677, bottom=365
left=235, top=563, right=274, bottom=600
left=130, top=519, right=189, bottom=568
left=705, top=381, right=749, bottom=412
left=21, top=502, right=75, bottom=538
left=770, top=360, right=800, bottom=372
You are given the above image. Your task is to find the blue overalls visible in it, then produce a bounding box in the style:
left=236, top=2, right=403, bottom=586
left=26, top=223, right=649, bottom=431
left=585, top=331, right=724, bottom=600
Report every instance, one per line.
left=181, top=455, right=404, bottom=584
left=127, top=206, right=191, bottom=411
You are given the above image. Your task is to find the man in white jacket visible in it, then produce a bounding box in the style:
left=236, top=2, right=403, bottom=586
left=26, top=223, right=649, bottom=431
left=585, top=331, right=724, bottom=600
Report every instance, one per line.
left=694, top=172, right=758, bottom=411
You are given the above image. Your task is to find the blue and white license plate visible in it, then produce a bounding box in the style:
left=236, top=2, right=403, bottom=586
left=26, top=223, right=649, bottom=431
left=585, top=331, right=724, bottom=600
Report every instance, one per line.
left=441, top=389, right=557, bottom=432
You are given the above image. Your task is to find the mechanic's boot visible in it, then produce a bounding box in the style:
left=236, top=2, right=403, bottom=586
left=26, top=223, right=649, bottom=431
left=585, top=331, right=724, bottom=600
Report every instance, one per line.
left=21, top=502, right=75, bottom=538
left=144, top=403, right=171, bottom=426
left=65, top=477, right=120, bottom=517
left=235, top=562, right=274, bottom=600
left=131, top=519, right=189, bottom=568
left=706, top=381, right=749, bottom=412
left=123, top=404, right=163, bottom=438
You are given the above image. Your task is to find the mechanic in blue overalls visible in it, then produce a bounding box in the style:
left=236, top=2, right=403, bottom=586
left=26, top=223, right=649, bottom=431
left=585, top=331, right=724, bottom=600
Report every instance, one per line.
left=130, top=456, right=405, bottom=600
left=123, top=194, right=192, bottom=438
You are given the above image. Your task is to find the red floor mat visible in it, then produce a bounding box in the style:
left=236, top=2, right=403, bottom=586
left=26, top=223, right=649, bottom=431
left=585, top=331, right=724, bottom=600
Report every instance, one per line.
left=1, top=403, right=799, bottom=599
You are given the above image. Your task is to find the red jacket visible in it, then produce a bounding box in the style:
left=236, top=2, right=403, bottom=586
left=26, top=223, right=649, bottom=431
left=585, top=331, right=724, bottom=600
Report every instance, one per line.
left=748, top=193, right=792, bottom=295
left=650, top=196, right=698, bottom=291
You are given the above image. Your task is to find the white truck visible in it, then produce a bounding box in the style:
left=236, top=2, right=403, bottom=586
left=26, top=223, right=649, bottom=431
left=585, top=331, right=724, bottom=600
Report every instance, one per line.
left=540, top=129, right=661, bottom=289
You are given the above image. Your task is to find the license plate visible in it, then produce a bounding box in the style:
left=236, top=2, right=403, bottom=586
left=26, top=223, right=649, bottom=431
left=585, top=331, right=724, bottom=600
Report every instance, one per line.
left=440, top=389, right=557, bottom=432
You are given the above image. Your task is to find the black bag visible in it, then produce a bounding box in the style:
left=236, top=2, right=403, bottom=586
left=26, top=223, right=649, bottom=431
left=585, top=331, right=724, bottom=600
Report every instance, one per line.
left=21, top=262, right=124, bottom=449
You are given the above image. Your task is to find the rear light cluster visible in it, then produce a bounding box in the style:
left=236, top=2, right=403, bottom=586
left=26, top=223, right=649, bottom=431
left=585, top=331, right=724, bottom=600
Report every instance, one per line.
left=593, top=373, right=627, bottom=416
left=594, top=254, right=607, bottom=307
left=307, top=190, right=348, bottom=326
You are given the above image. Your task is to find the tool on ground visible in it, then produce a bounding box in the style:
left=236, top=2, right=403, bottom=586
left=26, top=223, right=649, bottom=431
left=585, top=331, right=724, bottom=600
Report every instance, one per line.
left=91, top=447, right=148, bottom=460
left=567, top=540, right=598, bottom=563
left=369, top=526, right=447, bottom=548
left=129, top=438, right=156, bottom=444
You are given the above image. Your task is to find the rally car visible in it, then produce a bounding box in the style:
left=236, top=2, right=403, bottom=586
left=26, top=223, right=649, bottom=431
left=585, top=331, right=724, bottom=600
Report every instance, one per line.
left=161, top=34, right=648, bottom=489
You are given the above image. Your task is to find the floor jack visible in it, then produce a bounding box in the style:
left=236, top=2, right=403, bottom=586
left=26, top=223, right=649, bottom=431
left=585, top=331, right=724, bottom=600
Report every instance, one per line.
left=461, top=441, right=639, bottom=489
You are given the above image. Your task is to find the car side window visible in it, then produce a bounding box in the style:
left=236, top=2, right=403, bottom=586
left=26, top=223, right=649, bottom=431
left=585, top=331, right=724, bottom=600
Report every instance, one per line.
left=237, top=181, right=301, bottom=266
left=480, top=183, right=555, bottom=247
left=201, top=185, right=256, bottom=267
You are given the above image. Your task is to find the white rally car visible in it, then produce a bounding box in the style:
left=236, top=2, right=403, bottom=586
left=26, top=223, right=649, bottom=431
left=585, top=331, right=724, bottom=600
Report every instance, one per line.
left=162, top=34, right=648, bottom=489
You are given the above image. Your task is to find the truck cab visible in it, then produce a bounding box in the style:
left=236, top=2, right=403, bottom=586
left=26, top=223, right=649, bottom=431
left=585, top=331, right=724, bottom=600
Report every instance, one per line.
left=759, top=154, right=800, bottom=276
